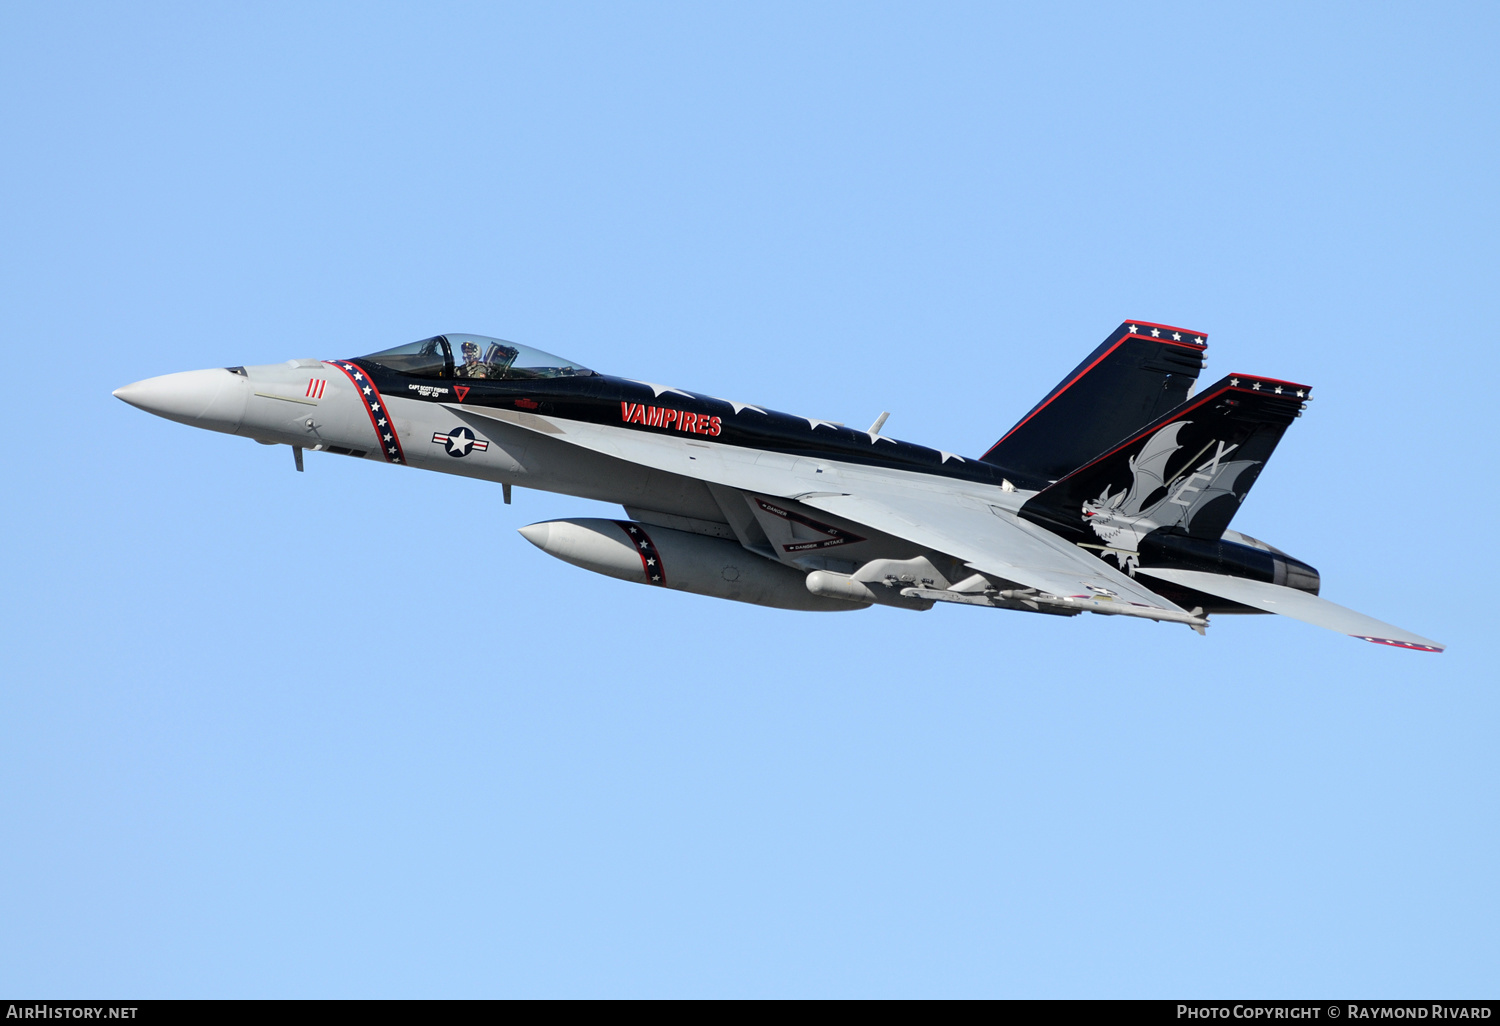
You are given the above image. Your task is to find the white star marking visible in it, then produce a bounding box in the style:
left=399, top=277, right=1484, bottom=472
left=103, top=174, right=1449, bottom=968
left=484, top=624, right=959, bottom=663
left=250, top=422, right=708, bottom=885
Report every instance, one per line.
left=866, top=430, right=898, bottom=445
left=362, top=386, right=372, bottom=395
left=377, top=418, right=387, bottom=427
left=353, top=372, right=364, bottom=381
left=1296, top=390, right=1305, bottom=398
left=383, top=433, right=392, bottom=441
left=1127, top=324, right=1137, bottom=333
left=639, top=540, right=650, bottom=549
left=1230, top=377, right=1240, bottom=386
left=1172, top=332, right=1182, bottom=341
left=713, top=397, right=767, bottom=415
left=627, top=380, right=694, bottom=399
left=804, top=417, right=840, bottom=431
left=1150, top=328, right=1161, bottom=337
left=387, top=446, right=397, bottom=453
left=370, top=402, right=380, bottom=411
left=1274, top=386, right=1283, bottom=394
left=646, top=558, right=656, bottom=566
left=1251, top=382, right=1261, bottom=390
left=1194, top=336, right=1204, bottom=344
left=939, top=451, right=966, bottom=463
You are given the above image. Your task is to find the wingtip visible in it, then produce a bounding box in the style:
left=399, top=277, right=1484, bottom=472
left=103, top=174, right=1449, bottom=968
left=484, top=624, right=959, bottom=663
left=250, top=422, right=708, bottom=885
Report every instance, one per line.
left=1352, top=635, right=1446, bottom=653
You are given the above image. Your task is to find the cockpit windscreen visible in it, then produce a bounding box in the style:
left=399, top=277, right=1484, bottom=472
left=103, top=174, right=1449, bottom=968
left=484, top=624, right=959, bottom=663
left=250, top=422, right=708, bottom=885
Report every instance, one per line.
left=360, top=337, right=450, bottom=377
left=360, top=335, right=594, bottom=380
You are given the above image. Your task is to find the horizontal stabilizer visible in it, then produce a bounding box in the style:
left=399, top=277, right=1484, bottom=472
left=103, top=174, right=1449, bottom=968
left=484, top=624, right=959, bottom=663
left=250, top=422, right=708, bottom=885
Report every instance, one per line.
left=1134, top=566, right=1444, bottom=652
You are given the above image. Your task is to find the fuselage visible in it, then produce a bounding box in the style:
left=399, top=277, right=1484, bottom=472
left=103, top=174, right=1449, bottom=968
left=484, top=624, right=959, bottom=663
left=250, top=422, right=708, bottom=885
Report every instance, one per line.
left=114, top=354, right=1023, bottom=512
left=114, top=342, right=1318, bottom=614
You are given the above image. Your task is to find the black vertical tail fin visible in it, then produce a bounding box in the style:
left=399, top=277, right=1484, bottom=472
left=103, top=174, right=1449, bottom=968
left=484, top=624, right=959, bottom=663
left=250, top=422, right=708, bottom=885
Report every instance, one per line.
left=1019, top=374, right=1312, bottom=565
left=980, top=320, right=1208, bottom=490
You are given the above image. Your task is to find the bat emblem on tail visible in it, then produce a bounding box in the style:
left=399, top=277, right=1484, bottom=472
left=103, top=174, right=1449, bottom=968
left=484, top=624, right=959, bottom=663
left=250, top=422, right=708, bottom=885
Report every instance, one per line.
left=1081, top=421, right=1258, bottom=572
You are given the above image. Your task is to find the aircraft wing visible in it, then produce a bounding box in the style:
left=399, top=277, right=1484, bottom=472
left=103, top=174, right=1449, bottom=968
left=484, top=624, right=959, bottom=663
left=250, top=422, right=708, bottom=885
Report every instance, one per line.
left=454, top=405, right=1195, bottom=619
left=796, top=487, right=1194, bottom=614
left=1134, top=566, right=1445, bottom=652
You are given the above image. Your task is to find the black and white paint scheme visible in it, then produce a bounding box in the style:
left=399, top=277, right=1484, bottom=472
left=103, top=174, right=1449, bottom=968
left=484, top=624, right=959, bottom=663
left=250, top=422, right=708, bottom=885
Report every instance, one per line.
left=1082, top=423, right=1257, bottom=573
left=113, top=321, right=1444, bottom=652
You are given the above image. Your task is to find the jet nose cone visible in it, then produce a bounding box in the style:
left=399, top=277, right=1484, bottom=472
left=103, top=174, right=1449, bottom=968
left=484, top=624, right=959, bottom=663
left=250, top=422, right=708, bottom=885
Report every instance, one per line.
left=111, top=381, right=152, bottom=405
left=113, top=368, right=249, bottom=434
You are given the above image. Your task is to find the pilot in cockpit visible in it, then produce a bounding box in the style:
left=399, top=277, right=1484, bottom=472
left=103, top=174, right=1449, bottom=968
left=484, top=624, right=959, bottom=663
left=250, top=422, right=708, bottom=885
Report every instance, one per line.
left=458, top=341, right=488, bottom=378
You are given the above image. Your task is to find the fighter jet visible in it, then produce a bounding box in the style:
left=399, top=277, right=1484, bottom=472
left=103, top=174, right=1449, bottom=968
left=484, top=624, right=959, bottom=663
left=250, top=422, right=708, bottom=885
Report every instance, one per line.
left=113, top=322, right=1442, bottom=651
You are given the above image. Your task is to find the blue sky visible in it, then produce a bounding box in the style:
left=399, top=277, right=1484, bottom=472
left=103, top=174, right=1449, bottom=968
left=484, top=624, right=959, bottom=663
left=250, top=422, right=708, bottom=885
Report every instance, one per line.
left=1, top=1, right=1495, bottom=997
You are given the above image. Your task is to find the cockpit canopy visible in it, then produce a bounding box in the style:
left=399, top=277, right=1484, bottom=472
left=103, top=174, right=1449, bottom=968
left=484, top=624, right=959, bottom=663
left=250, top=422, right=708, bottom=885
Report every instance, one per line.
left=359, top=334, right=594, bottom=380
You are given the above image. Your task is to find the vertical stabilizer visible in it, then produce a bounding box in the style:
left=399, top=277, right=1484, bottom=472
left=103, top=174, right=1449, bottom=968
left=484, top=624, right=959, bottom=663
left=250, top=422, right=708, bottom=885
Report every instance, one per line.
left=980, top=320, right=1208, bottom=489
left=1019, top=373, right=1311, bottom=571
